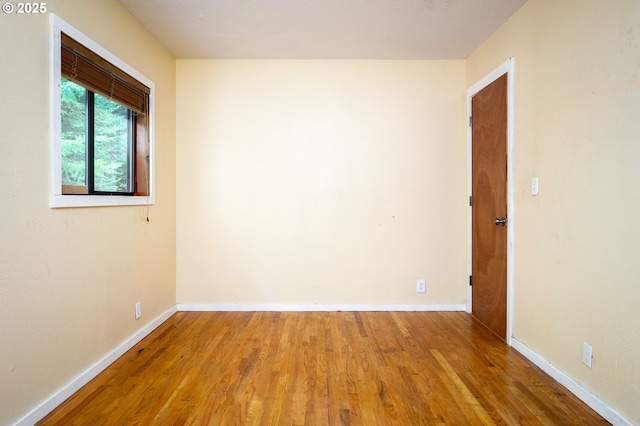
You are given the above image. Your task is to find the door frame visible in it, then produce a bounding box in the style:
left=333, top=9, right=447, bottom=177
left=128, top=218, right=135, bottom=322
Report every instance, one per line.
left=466, top=58, right=515, bottom=345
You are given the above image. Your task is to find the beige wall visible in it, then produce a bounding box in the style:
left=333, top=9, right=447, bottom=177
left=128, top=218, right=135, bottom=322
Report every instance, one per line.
left=0, top=1, right=176, bottom=424
left=3, top=0, right=638, bottom=423
left=176, top=60, right=467, bottom=306
left=467, top=0, right=640, bottom=422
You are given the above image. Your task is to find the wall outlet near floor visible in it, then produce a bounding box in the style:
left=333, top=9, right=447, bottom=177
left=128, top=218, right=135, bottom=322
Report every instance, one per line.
left=135, top=302, right=142, bottom=320
left=582, top=342, right=593, bottom=368
left=416, top=279, right=426, bottom=293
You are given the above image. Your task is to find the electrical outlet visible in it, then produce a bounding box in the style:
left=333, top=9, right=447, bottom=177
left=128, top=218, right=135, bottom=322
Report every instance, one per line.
left=416, top=279, right=426, bottom=293
left=135, top=302, right=142, bottom=320
left=582, top=342, right=593, bottom=368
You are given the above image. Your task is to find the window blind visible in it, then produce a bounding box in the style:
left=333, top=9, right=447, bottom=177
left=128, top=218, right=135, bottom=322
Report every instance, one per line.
left=61, top=32, right=150, bottom=115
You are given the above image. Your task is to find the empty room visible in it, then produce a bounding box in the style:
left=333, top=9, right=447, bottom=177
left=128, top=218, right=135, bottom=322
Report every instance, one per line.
left=1, top=0, right=638, bottom=424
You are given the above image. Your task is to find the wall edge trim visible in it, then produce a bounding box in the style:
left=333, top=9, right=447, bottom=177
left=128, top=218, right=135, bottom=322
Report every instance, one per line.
left=511, top=338, right=632, bottom=426
left=176, top=303, right=466, bottom=312
left=14, top=305, right=178, bottom=426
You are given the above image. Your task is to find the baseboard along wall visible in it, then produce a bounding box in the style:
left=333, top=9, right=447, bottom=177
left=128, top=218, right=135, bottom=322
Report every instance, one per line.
left=176, top=303, right=467, bottom=312
left=14, top=305, right=178, bottom=426
left=511, top=338, right=632, bottom=426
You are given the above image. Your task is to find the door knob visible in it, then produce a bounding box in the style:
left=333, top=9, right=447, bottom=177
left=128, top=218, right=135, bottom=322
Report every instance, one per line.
left=494, top=217, right=507, bottom=226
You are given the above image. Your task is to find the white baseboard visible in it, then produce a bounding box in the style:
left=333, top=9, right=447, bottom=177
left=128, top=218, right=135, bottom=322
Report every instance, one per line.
left=14, top=305, right=178, bottom=426
left=177, top=303, right=466, bottom=312
left=511, top=338, right=632, bottom=426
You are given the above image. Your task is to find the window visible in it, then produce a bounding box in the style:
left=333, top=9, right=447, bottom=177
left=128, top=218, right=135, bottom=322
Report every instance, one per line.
left=51, top=15, right=154, bottom=208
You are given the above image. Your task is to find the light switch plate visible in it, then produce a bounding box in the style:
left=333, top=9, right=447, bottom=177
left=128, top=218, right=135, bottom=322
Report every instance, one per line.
left=531, top=177, right=539, bottom=196
left=582, top=342, right=593, bottom=368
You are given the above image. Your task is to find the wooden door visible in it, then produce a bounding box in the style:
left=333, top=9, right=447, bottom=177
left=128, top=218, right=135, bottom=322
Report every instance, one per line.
left=471, top=74, right=508, bottom=340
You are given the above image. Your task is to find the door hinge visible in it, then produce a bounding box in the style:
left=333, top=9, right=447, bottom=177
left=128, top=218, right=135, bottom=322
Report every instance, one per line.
left=469, top=116, right=472, bottom=127
left=469, top=195, right=473, bottom=207
left=469, top=276, right=473, bottom=286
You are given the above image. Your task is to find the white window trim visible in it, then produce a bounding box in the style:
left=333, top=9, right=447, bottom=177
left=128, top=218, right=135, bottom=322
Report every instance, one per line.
left=49, top=14, right=155, bottom=208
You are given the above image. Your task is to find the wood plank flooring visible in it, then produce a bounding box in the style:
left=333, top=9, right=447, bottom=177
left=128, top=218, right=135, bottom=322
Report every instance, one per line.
left=38, top=311, right=609, bottom=425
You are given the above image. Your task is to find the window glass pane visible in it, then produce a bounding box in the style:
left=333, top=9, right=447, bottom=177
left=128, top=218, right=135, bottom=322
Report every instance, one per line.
left=60, top=78, right=87, bottom=186
left=94, top=93, right=132, bottom=193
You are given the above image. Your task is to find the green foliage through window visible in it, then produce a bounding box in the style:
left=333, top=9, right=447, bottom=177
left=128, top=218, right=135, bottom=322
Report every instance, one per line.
left=61, top=78, right=86, bottom=186
left=61, top=78, right=133, bottom=193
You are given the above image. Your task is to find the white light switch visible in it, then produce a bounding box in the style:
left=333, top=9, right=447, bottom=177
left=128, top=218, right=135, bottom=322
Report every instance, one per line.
left=531, top=177, right=539, bottom=196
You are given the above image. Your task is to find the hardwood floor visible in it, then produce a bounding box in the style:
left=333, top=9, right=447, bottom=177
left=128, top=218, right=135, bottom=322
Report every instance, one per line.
left=38, top=312, right=608, bottom=425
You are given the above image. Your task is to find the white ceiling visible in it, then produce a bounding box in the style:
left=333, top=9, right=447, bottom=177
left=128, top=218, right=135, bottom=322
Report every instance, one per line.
left=117, top=0, right=527, bottom=60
